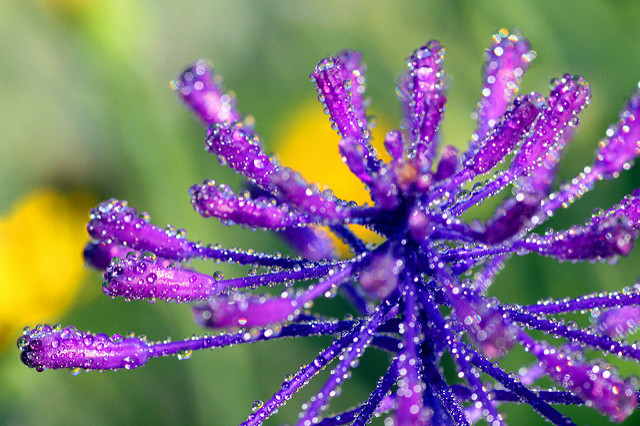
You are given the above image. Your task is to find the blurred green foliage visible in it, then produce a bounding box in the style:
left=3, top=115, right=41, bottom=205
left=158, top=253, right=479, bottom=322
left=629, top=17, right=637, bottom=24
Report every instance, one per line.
left=2, top=0, right=640, bottom=424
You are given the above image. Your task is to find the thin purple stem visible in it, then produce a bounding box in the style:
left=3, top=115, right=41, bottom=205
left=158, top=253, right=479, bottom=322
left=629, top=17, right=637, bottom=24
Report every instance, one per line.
left=149, top=319, right=356, bottom=359
left=420, top=292, right=575, bottom=426
left=297, top=294, right=398, bottom=425
left=499, top=305, right=640, bottom=361
left=240, top=325, right=361, bottom=426
left=352, top=358, right=400, bottom=426
left=522, top=285, right=640, bottom=314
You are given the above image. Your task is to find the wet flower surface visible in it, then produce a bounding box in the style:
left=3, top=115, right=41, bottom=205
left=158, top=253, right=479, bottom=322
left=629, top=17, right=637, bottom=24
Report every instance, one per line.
left=18, top=29, right=640, bottom=425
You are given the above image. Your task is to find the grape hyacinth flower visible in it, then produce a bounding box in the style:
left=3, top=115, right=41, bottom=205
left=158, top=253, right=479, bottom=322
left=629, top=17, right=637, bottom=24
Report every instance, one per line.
left=18, top=29, right=640, bottom=425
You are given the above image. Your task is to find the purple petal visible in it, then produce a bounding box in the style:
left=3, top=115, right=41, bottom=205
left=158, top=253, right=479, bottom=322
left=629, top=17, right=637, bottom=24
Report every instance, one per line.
left=172, top=59, right=242, bottom=126
left=510, top=74, right=591, bottom=176
left=83, top=240, right=134, bottom=270
left=474, top=30, right=535, bottom=141
left=480, top=192, right=541, bottom=244
left=279, top=226, right=336, bottom=261
left=103, top=252, right=223, bottom=303
left=18, top=325, right=149, bottom=371
left=593, top=87, right=640, bottom=178
left=527, top=340, right=637, bottom=422
left=193, top=295, right=298, bottom=329
left=596, top=305, right=640, bottom=338
left=205, top=122, right=277, bottom=187
left=336, top=50, right=369, bottom=131
left=310, top=57, right=368, bottom=141
left=519, top=216, right=636, bottom=261
left=470, top=93, right=544, bottom=175
left=403, top=41, right=447, bottom=171
left=384, top=129, right=404, bottom=160
left=88, top=199, right=310, bottom=268
left=190, top=180, right=310, bottom=229
left=270, top=168, right=352, bottom=222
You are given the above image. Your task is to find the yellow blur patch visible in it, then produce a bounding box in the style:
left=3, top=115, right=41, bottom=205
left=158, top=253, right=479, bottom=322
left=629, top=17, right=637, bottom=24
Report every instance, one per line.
left=0, top=190, right=93, bottom=349
left=275, top=102, right=391, bottom=256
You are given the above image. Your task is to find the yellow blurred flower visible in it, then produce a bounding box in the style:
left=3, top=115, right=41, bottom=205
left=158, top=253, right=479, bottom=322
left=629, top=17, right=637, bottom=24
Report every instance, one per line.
left=0, top=189, right=93, bottom=349
left=275, top=102, right=391, bottom=255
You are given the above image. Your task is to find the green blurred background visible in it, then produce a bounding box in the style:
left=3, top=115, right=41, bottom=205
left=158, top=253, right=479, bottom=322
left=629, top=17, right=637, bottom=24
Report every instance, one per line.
left=2, top=0, right=640, bottom=424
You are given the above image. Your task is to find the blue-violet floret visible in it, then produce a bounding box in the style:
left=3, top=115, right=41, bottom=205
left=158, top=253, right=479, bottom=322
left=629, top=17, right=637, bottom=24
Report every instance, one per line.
left=19, top=29, right=640, bottom=425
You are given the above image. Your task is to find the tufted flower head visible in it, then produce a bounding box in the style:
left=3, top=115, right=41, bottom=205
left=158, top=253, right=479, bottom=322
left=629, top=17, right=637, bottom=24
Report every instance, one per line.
left=19, top=29, right=640, bottom=425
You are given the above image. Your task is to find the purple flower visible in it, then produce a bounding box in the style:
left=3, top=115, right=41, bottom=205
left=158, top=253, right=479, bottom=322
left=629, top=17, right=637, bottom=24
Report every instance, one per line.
left=19, top=29, right=640, bottom=425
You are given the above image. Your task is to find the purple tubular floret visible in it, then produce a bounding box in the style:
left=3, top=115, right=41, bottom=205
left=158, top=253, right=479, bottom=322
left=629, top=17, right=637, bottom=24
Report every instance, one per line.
left=450, top=293, right=516, bottom=359
left=511, top=74, right=591, bottom=176
left=241, top=326, right=362, bottom=426
left=591, top=188, right=640, bottom=231
left=18, top=325, right=149, bottom=371
left=359, top=251, right=400, bottom=299
left=311, top=56, right=367, bottom=141
left=470, top=93, right=544, bottom=175
left=107, top=253, right=335, bottom=304
left=422, top=295, right=573, bottom=426
left=205, top=122, right=277, bottom=188
left=593, top=88, right=640, bottom=178
left=520, top=216, right=636, bottom=261
left=474, top=30, right=535, bottom=141
left=596, top=305, right=640, bottom=338
left=480, top=192, right=541, bottom=244
left=172, top=59, right=242, bottom=126
left=384, top=129, right=404, bottom=160
left=311, top=53, right=380, bottom=180
left=438, top=272, right=516, bottom=359
left=525, top=285, right=640, bottom=315
left=404, top=40, right=447, bottom=170
left=350, top=360, right=399, bottom=426
left=83, top=240, right=134, bottom=270
left=88, top=199, right=310, bottom=268
left=190, top=180, right=311, bottom=229
left=338, top=136, right=373, bottom=184
left=369, top=166, right=400, bottom=210
left=527, top=339, right=637, bottom=422
left=193, top=295, right=298, bottom=329
left=103, top=253, right=221, bottom=303
left=297, top=294, right=397, bottom=425
left=279, top=226, right=336, bottom=261
left=87, top=199, right=194, bottom=260
left=393, top=278, right=429, bottom=425
left=195, top=262, right=354, bottom=329
left=270, top=167, right=352, bottom=222
left=336, top=50, right=369, bottom=130
left=433, top=145, right=460, bottom=181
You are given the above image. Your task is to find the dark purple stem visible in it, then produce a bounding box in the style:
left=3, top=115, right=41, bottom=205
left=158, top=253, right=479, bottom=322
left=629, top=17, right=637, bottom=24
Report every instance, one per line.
left=297, top=294, right=398, bottom=425
left=352, top=358, right=400, bottom=426
left=523, top=286, right=640, bottom=314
